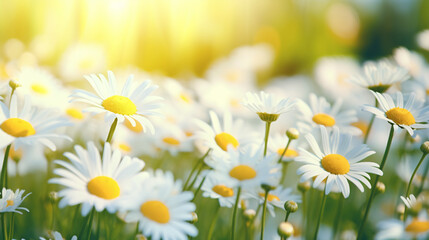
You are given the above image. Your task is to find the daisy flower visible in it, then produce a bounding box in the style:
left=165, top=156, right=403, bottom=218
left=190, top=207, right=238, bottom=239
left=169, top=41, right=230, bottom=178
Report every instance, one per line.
left=193, top=110, right=258, bottom=157
left=417, top=30, right=429, bottom=51
left=296, top=93, right=361, bottom=135
left=401, top=194, right=420, bottom=209
left=363, top=91, right=429, bottom=136
left=376, top=211, right=429, bottom=240
left=348, top=60, right=410, bottom=93
left=296, top=126, right=382, bottom=198
left=0, top=188, right=30, bottom=214
left=152, top=124, right=193, bottom=156
left=241, top=91, right=295, bottom=122
left=211, top=145, right=281, bottom=189
left=49, top=141, right=147, bottom=216
left=201, top=171, right=237, bottom=208
left=70, top=71, right=162, bottom=134
left=40, top=231, right=77, bottom=240
left=249, top=186, right=301, bottom=216
left=123, top=170, right=198, bottom=240
left=394, top=47, right=426, bottom=78
left=0, top=95, right=71, bottom=150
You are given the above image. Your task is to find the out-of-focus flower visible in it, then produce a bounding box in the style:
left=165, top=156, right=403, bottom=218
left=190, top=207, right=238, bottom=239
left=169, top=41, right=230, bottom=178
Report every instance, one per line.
left=394, top=47, right=426, bottom=78
left=242, top=91, right=295, bottom=122
left=376, top=211, right=429, bottom=240
left=417, top=30, right=429, bottom=51
left=0, top=188, right=30, bottom=214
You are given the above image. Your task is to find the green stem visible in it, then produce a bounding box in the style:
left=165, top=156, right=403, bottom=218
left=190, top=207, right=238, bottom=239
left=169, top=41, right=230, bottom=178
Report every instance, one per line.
left=231, top=187, right=242, bottom=240
left=403, top=153, right=428, bottom=222
left=280, top=162, right=290, bottom=185
left=85, top=208, right=96, bottom=240
left=192, top=175, right=207, bottom=201
left=313, top=186, right=327, bottom=240
left=183, top=149, right=211, bottom=190
left=105, top=118, right=118, bottom=143
left=2, top=213, right=8, bottom=240
left=186, top=162, right=205, bottom=191
left=134, top=221, right=140, bottom=237
left=301, top=192, right=306, bottom=235
left=357, top=124, right=394, bottom=240
left=50, top=201, right=56, bottom=230
left=1, top=144, right=11, bottom=190
left=9, top=213, right=14, bottom=240
left=363, top=100, right=378, bottom=144
left=332, top=196, right=344, bottom=240
left=263, top=122, right=271, bottom=156
left=207, top=205, right=220, bottom=240
left=260, top=189, right=269, bottom=240
left=417, top=160, right=429, bottom=196
left=284, top=211, right=291, bottom=222
left=278, top=139, right=292, bottom=164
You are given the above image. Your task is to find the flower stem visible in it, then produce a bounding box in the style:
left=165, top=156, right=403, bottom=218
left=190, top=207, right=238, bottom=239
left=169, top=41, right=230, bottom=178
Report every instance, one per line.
left=0, top=144, right=11, bottom=190
left=192, top=175, right=207, bottom=202
left=357, top=124, right=394, bottom=239
left=1, top=213, right=8, bottom=240
left=260, top=189, right=270, bottom=240
left=313, top=187, right=327, bottom=240
left=417, top=160, right=429, bottom=196
left=284, top=212, right=291, bottom=222
left=280, top=162, right=290, bottom=185
left=363, top=100, right=378, bottom=144
left=105, top=118, right=118, bottom=143
left=183, top=149, right=211, bottom=191
left=263, top=122, right=272, bottom=156
left=85, top=208, right=96, bottom=240
left=8, top=213, right=14, bottom=240
left=278, top=139, right=292, bottom=164
left=332, top=196, right=344, bottom=239
left=231, top=187, right=242, bottom=240
left=403, top=152, right=428, bottom=222
left=207, top=204, right=220, bottom=240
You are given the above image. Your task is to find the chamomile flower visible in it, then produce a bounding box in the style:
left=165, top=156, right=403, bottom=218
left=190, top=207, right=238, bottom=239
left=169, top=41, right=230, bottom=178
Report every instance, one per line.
left=401, top=194, right=419, bottom=209
left=394, top=47, right=426, bottom=78
left=153, top=124, right=193, bottom=156
left=348, top=60, right=410, bottom=93
left=193, top=111, right=258, bottom=157
left=40, top=231, right=77, bottom=240
left=296, top=126, right=381, bottom=198
left=211, top=145, right=281, bottom=189
left=249, top=186, right=301, bottom=216
left=296, top=93, right=361, bottom=135
left=70, top=71, right=162, bottom=134
left=0, top=95, right=71, bottom=150
left=201, top=171, right=237, bottom=208
left=123, top=170, right=198, bottom=240
left=376, top=211, right=429, bottom=240
left=0, top=188, right=30, bottom=214
left=363, top=91, right=429, bottom=136
left=242, top=91, right=295, bottom=122
left=49, top=142, right=147, bottom=216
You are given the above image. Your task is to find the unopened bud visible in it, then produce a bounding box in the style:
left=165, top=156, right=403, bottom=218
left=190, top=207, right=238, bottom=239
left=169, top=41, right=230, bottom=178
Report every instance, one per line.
left=397, top=204, right=405, bottom=215
left=420, top=141, right=429, bottom=154
left=9, top=79, right=21, bottom=90
left=284, top=200, right=298, bottom=213
left=278, top=222, right=294, bottom=238
left=376, top=182, right=385, bottom=195
left=297, top=181, right=311, bottom=193
left=49, top=191, right=58, bottom=203
left=191, top=212, right=198, bottom=223
left=286, top=128, right=299, bottom=140
left=136, top=234, right=147, bottom=240
left=243, top=209, right=256, bottom=221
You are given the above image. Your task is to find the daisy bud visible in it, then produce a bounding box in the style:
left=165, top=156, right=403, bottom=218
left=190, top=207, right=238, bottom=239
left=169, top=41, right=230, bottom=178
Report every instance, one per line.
left=278, top=222, right=294, bottom=238
left=261, top=184, right=276, bottom=192
left=136, top=234, right=147, bottom=240
left=286, top=128, right=299, bottom=140
left=420, top=141, right=429, bottom=154
left=9, top=79, right=21, bottom=90
left=243, top=209, right=256, bottom=221
left=191, top=212, right=198, bottom=223
left=49, top=191, right=58, bottom=203
left=297, top=181, right=311, bottom=193
left=375, top=182, right=385, bottom=195
left=284, top=200, right=298, bottom=213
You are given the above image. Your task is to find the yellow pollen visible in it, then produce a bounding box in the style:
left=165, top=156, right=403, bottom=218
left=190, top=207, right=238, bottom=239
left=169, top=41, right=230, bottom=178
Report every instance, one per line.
left=102, top=95, right=137, bottom=115
left=6, top=200, right=13, bottom=207
left=124, top=118, right=143, bottom=133
left=321, top=154, right=350, bottom=175
left=31, top=84, right=49, bottom=95
left=405, top=220, right=429, bottom=234
left=385, top=107, right=416, bottom=126
left=229, top=165, right=257, bottom=181
left=162, top=137, right=181, bottom=145
left=140, top=200, right=170, bottom=224
left=277, top=148, right=299, bottom=157
left=66, top=108, right=84, bottom=120
left=215, top=132, right=239, bottom=151
left=312, top=113, right=336, bottom=127
left=118, top=143, right=132, bottom=152
left=179, top=93, right=192, bottom=104
left=258, top=192, right=280, bottom=202
left=1, top=118, right=36, bottom=137
left=212, top=185, right=234, bottom=197
left=87, top=176, right=120, bottom=200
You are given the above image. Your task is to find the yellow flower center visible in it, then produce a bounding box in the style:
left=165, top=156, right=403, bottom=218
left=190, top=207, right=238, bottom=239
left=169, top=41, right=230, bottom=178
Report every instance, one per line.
left=124, top=118, right=143, bottom=133
left=229, top=165, right=257, bottom=181
left=179, top=93, right=192, bottom=104
left=87, top=176, right=120, bottom=200
left=66, top=108, right=84, bottom=120
left=9, top=147, right=22, bottom=161
left=405, top=220, right=429, bottom=234
left=118, top=143, right=132, bottom=152
left=321, top=154, right=350, bottom=175
left=102, top=95, right=137, bottom=115
left=258, top=192, right=280, bottom=202
left=162, top=137, right=181, bottom=145
left=185, top=131, right=193, bottom=137
left=0, top=118, right=36, bottom=137
left=140, top=200, right=170, bottom=224
left=31, top=84, right=49, bottom=95
left=277, top=148, right=299, bottom=157
left=6, top=200, right=13, bottom=207
left=214, top=132, right=239, bottom=151
left=212, top=184, right=234, bottom=197
left=385, top=107, right=416, bottom=126
left=312, top=113, right=336, bottom=127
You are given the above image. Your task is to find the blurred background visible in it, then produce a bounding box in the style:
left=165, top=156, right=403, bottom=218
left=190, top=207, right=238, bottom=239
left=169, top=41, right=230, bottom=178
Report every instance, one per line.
left=0, top=0, right=428, bottom=81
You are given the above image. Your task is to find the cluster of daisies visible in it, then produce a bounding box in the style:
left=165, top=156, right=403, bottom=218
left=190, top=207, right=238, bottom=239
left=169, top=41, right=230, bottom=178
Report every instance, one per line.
left=0, top=30, right=429, bottom=240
